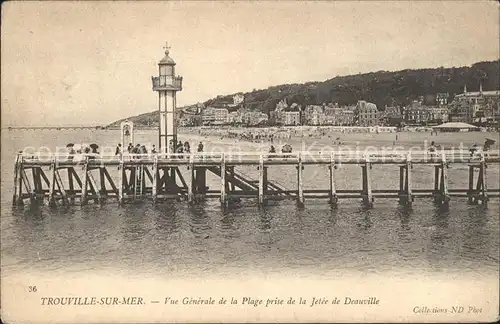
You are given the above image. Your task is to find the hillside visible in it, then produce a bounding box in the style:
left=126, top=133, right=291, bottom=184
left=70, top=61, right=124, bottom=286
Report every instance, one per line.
left=108, top=60, right=500, bottom=127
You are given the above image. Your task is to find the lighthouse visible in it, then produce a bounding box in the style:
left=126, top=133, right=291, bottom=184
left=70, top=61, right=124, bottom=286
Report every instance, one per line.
left=152, top=42, right=183, bottom=154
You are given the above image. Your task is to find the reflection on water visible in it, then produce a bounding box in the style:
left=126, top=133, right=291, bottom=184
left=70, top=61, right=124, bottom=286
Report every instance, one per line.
left=2, top=195, right=499, bottom=279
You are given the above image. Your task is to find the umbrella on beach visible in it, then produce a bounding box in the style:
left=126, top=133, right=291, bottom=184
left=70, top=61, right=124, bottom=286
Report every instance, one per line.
left=66, top=143, right=75, bottom=147
left=485, top=138, right=496, bottom=145
left=89, top=143, right=99, bottom=150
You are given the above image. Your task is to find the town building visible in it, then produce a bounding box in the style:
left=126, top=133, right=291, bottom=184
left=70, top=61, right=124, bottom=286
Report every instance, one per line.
left=228, top=111, right=243, bottom=124
left=436, top=93, right=449, bottom=107
left=242, top=110, right=268, bottom=126
left=428, top=107, right=449, bottom=123
left=201, top=107, right=229, bottom=125
left=304, top=105, right=325, bottom=125
left=355, top=101, right=379, bottom=126
left=382, top=106, right=403, bottom=126
left=213, top=108, right=229, bottom=124
left=201, top=107, right=216, bottom=125
left=449, top=84, right=500, bottom=123
left=284, top=111, right=301, bottom=125
left=405, top=101, right=431, bottom=125
left=339, top=109, right=355, bottom=126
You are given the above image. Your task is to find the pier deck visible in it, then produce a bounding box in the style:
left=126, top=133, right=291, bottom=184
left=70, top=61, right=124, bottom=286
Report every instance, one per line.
left=12, top=150, right=500, bottom=208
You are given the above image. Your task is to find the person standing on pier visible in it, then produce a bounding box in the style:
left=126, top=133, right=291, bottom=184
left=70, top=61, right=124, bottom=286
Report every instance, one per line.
left=469, top=143, right=479, bottom=157
left=428, top=141, right=438, bottom=160
left=197, top=142, right=204, bottom=153
left=151, top=145, right=157, bottom=154
left=169, top=140, right=174, bottom=155
left=184, top=141, right=191, bottom=154
left=127, top=143, right=133, bottom=154
left=115, top=144, right=122, bottom=158
left=176, top=141, right=184, bottom=159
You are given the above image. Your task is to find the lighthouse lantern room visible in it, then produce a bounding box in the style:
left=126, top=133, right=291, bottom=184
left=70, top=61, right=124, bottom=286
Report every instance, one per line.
left=152, top=42, right=183, bottom=154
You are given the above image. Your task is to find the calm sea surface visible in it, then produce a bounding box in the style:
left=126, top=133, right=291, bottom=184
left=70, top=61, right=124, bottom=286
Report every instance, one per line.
left=1, top=129, right=499, bottom=280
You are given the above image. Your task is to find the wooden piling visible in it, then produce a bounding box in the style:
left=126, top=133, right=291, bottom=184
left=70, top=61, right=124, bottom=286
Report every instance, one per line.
left=438, top=153, right=450, bottom=205
left=81, top=157, right=89, bottom=205
left=31, top=168, right=40, bottom=197
left=297, top=152, right=304, bottom=207
left=197, top=167, right=207, bottom=201
left=12, top=154, right=20, bottom=205
left=361, top=155, right=373, bottom=207
left=433, top=165, right=441, bottom=204
left=329, top=152, right=338, bottom=206
left=68, top=168, right=75, bottom=203
left=187, top=155, right=194, bottom=204
left=399, top=166, right=405, bottom=204
left=118, top=160, right=124, bottom=204
left=480, top=157, right=488, bottom=204
left=467, top=165, right=475, bottom=204
left=220, top=153, right=227, bottom=207
left=405, top=153, right=413, bottom=207
left=477, top=153, right=488, bottom=204
left=258, top=154, right=264, bottom=206
left=152, top=156, right=158, bottom=203
left=48, top=157, right=57, bottom=206
left=263, top=166, right=268, bottom=204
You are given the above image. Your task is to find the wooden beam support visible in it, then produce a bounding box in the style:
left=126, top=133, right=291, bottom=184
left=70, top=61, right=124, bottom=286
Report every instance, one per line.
left=87, top=170, right=102, bottom=204
left=229, top=166, right=235, bottom=193
left=99, top=167, right=107, bottom=197
left=55, top=169, right=70, bottom=205
left=21, top=169, right=35, bottom=203
left=102, top=168, right=118, bottom=193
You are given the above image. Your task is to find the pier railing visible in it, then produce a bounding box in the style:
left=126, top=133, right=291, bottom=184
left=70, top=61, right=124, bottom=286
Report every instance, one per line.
left=17, top=150, right=500, bottom=166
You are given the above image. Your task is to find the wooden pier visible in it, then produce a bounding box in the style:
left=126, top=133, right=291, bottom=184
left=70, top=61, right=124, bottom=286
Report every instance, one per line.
left=12, top=150, right=500, bottom=208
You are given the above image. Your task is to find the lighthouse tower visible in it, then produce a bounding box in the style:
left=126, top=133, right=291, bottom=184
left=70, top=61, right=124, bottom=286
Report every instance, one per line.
left=152, top=42, right=183, bottom=153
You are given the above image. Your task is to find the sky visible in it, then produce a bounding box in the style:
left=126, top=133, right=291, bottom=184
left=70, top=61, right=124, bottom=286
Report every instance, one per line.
left=1, top=1, right=499, bottom=126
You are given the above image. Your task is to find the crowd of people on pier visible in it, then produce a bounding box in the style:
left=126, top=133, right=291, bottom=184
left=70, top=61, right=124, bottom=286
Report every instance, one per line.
left=112, top=139, right=205, bottom=159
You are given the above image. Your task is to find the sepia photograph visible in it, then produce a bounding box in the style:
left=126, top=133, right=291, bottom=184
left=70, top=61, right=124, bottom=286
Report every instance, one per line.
left=1, top=1, right=499, bottom=323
